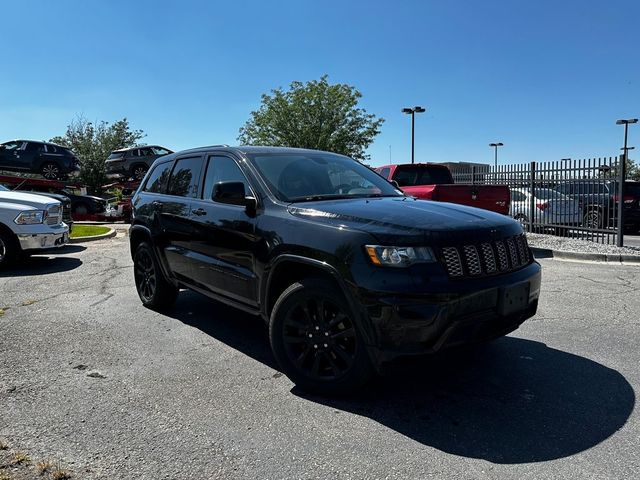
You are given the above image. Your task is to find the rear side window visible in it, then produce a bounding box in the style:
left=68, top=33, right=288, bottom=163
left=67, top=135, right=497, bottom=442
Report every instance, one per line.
left=512, top=191, right=527, bottom=202
left=25, top=142, right=42, bottom=152
left=108, top=152, right=125, bottom=160
left=203, top=155, right=251, bottom=201
left=167, top=157, right=203, bottom=197
left=393, top=166, right=453, bottom=186
left=143, top=161, right=173, bottom=193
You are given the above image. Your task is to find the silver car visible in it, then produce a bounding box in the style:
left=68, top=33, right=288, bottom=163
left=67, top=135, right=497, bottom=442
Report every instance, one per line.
left=510, top=187, right=581, bottom=228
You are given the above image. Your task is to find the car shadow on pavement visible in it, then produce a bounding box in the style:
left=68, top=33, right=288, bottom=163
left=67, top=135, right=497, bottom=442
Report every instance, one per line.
left=296, top=338, right=635, bottom=464
left=0, top=255, right=83, bottom=277
left=167, top=291, right=635, bottom=465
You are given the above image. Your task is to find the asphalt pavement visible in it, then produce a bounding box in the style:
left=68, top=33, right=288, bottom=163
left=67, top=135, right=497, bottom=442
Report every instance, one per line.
left=1, top=235, right=639, bottom=479
left=624, top=234, right=640, bottom=248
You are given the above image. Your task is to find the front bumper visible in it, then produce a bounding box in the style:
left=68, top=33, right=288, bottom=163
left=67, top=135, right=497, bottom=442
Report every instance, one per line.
left=357, top=262, right=542, bottom=365
left=17, top=225, right=70, bottom=251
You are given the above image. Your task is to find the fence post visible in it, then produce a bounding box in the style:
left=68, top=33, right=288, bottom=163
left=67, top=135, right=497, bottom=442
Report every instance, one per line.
left=529, top=161, right=536, bottom=233
left=471, top=166, right=476, bottom=185
left=616, top=154, right=625, bottom=247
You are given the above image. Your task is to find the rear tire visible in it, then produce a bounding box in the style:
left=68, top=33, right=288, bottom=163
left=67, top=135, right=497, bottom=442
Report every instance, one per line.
left=269, top=278, right=374, bottom=395
left=133, top=242, right=178, bottom=310
left=583, top=209, right=603, bottom=229
left=40, top=162, right=61, bottom=180
left=0, top=231, right=18, bottom=269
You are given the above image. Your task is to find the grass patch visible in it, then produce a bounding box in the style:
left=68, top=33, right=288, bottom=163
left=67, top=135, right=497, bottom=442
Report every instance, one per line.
left=36, top=459, right=54, bottom=475
left=69, top=225, right=111, bottom=239
left=51, top=463, right=72, bottom=480
left=10, top=451, right=30, bottom=465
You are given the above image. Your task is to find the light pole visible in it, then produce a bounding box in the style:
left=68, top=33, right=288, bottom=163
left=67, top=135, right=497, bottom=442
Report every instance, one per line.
left=402, top=106, right=426, bottom=164
left=615, top=118, right=637, bottom=247
left=489, top=142, right=503, bottom=170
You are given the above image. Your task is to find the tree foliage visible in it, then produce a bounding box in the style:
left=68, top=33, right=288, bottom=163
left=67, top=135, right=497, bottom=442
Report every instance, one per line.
left=50, top=115, right=145, bottom=192
left=238, top=75, right=384, bottom=161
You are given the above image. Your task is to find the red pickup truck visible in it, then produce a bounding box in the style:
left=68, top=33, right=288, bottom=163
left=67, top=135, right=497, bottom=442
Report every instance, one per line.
left=375, top=163, right=510, bottom=215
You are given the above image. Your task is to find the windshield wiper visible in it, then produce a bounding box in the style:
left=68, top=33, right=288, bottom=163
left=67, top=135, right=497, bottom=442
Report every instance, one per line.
left=289, top=194, right=354, bottom=202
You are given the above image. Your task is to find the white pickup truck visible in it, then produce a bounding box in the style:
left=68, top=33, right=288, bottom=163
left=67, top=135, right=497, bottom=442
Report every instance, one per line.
left=0, top=184, right=69, bottom=268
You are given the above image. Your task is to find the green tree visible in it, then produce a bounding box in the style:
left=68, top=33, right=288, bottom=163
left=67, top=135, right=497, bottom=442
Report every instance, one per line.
left=50, top=115, right=145, bottom=193
left=626, top=155, right=640, bottom=180
left=238, top=75, right=384, bottom=161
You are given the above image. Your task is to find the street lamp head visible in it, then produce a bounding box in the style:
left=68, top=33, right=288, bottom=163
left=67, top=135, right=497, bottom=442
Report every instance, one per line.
left=489, top=142, right=504, bottom=147
left=402, top=108, right=413, bottom=114
left=621, top=146, right=636, bottom=151
left=616, top=118, right=639, bottom=125
left=414, top=106, right=426, bottom=113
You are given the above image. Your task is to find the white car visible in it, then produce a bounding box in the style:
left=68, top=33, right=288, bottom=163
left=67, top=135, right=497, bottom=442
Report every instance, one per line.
left=0, top=185, right=69, bottom=268
left=510, top=187, right=581, bottom=228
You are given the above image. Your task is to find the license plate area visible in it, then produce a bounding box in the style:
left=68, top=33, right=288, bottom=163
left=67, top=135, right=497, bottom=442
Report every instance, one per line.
left=499, top=282, right=530, bottom=316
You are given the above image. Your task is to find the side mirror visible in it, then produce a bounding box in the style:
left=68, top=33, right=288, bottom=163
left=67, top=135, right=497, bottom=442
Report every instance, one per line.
left=213, top=181, right=257, bottom=213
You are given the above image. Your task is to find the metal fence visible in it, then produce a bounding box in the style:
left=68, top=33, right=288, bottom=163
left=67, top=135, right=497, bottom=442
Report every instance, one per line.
left=449, top=156, right=626, bottom=245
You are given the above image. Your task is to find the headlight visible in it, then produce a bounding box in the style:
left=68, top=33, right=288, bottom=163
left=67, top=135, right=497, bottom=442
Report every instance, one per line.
left=14, top=211, right=45, bottom=225
left=365, top=245, right=435, bottom=267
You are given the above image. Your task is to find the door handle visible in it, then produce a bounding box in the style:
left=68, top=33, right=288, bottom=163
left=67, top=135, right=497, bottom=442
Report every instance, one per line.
left=191, top=208, right=207, bottom=216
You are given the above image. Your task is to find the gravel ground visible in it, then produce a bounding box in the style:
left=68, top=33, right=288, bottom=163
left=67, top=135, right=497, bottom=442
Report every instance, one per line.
left=526, top=232, right=640, bottom=256
left=1, top=236, right=639, bottom=479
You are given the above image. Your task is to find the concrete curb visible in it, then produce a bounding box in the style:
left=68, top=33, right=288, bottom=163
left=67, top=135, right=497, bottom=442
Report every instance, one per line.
left=69, top=228, right=117, bottom=244
left=531, top=247, right=640, bottom=265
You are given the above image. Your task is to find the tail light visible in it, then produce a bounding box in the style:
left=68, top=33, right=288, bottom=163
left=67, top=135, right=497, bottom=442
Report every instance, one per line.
left=536, top=202, right=549, bottom=211
left=612, top=195, right=635, bottom=204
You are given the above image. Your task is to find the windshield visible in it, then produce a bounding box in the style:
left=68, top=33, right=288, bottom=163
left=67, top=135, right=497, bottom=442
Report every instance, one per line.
left=393, top=165, right=453, bottom=186
left=248, top=152, right=402, bottom=202
left=0, top=185, right=8, bottom=191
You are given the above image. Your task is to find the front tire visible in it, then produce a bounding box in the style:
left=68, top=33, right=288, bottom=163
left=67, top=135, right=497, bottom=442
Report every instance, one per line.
left=0, top=231, right=18, bottom=269
left=269, top=278, right=374, bottom=395
left=131, top=165, right=148, bottom=180
left=133, top=242, right=178, bottom=309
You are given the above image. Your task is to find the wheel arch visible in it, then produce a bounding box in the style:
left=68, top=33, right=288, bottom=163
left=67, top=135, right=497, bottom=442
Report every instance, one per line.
left=262, top=255, right=360, bottom=324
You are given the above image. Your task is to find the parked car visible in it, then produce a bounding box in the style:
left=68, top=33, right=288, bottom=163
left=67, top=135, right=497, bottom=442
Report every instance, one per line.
left=105, top=145, right=173, bottom=180
left=0, top=185, right=69, bottom=268
left=10, top=184, right=107, bottom=216
left=555, top=180, right=640, bottom=232
left=510, top=187, right=581, bottom=229
left=0, top=140, right=80, bottom=180
left=375, top=163, right=511, bottom=215
left=129, top=146, right=541, bottom=394
left=0, top=184, right=73, bottom=233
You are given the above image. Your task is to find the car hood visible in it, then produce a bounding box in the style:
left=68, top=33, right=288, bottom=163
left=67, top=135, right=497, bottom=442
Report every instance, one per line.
left=287, top=196, right=522, bottom=244
left=0, top=191, right=60, bottom=209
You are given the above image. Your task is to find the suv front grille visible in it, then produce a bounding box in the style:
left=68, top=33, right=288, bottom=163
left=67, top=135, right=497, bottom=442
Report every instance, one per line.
left=439, top=234, right=531, bottom=278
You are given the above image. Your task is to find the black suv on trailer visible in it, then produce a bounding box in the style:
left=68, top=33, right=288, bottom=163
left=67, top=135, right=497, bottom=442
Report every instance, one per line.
left=105, top=145, right=173, bottom=180
left=0, top=140, right=80, bottom=180
left=130, top=146, right=541, bottom=394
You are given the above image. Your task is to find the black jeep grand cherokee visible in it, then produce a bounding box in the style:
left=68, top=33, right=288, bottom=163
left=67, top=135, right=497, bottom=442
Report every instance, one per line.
left=130, top=146, right=541, bottom=394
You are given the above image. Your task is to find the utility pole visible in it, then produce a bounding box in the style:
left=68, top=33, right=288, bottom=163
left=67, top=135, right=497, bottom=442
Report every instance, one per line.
left=402, top=106, right=426, bottom=164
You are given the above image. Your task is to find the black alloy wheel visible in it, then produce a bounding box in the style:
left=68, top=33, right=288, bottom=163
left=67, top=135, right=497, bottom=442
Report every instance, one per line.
left=41, top=162, right=60, bottom=180
left=269, top=278, right=374, bottom=395
left=132, top=165, right=148, bottom=180
left=133, top=242, right=178, bottom=309
left=583, top=209, right=602, bottom=229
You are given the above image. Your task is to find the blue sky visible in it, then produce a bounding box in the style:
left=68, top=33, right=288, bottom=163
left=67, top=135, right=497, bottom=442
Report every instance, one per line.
left=0, top=0, right=638, bottom=167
